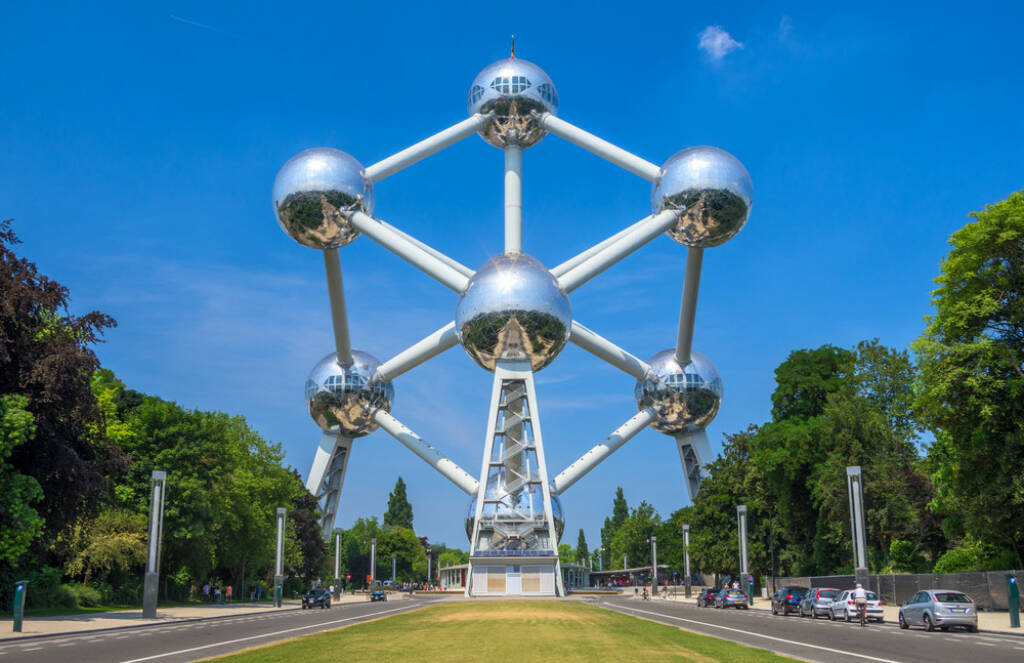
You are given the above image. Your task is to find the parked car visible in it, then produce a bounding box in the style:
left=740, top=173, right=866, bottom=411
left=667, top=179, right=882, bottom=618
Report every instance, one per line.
left=899, top=589, right=978, bottom=632
left=798, top=587, right=840, bottom=619
left=301, top=587, right=331, bottom=609
left=715, top=589, right=749, bottom=609
left=771, top=586, right=810, bottom=615
left=370, top=588, right=387, bottom=602
left=828, top=589, right=883, bottom=623
left=696, top=588, right=719, bottom=607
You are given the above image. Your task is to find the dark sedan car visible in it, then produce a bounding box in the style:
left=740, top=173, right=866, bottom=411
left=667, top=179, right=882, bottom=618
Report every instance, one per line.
left=370, top=588, right=387, bottom=602
left=696, top=588, right=719, bottom=607
left=771, top=586, right=810, bottom=615
left=302, top=588, right=331, bottom=609
left=715, top=589, right=749, bottom=609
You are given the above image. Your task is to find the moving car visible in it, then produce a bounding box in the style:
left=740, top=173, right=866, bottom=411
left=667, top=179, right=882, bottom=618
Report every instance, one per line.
left=301, top=587, right=331, bottom=609
left=696, top=588, right=719, bottom=607
left=798, top=587, right=840, bottom=619
left=828, top=589, right=883, bottom=623
left=370, top=588, right=387, bottom=602
left=899, top=589, right=978, bottom=632
left=771, top=586, right=810, bottom=615
left=715, top=589, right=749, bottom=609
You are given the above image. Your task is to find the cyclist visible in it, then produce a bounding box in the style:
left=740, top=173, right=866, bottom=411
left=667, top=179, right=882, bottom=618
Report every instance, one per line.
left=851, top=583, right=869, bottom=626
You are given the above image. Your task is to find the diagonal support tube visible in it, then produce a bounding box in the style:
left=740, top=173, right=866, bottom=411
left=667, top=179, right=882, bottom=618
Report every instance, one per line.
left=375, top=322, right=459, bottom=382
left=675, top=247, right=704, bottom=366
left=551, top=407, right=657, bottom=494
left=323, top=249, right=353, bottom=367
left=379, top=220, right=474, bottom=278
left=364, top=114, right=489, bottom=182
left=551, top=216, right=652, bottom=278
left=557, top=210, right=678, bottom=292
left=349, top=211, right=470, bottom=293
left=373, top=410, right=479, bottom=495
left=537, top=113, right=662, bottom=181
left=569, top=321, right=650, bottom=380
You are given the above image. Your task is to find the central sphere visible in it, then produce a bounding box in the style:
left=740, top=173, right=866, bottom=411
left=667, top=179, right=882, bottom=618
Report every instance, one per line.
left=635, top=349, right=723, bottom=434
left=464, top=485, right=564, bottom=546
left=455, top=254, right=571, bottom=372
left=467, top=58, right=558, bottom=149
left=305, top=350, right=394, bottom=437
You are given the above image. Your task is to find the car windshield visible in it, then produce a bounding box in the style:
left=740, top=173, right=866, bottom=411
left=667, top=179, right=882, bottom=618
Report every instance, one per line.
left=934, top=592, right=971, bottom=603
left=819, top=589, right=839, bottom=598
left=791, top=589, right=808, bottom=596
left=725, top=590, right=743, bottom=596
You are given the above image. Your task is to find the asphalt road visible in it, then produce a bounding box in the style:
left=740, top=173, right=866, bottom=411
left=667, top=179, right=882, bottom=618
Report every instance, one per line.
left=598, top=595, right=1024, bottom=663
left=0, top=595, right=446, bottom=663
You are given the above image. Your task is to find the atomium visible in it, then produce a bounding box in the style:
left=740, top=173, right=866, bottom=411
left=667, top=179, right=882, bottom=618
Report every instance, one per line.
left=634, top=349, right=723, bottom=434
left=274, top=50, right=753, bottom=596
left=652, top=146, right=753, bottom=248
left=455, top=253, right=571, bottom=372
left=273, top=148, right=374, bottom=250
left=305, top=350, right=393, bottom=437
left=468, top=58, right=558, bottom=149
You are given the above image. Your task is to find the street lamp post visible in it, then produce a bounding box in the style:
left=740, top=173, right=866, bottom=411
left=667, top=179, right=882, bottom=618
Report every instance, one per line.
left=596, top=547, right=602, bottom=572
left=682, top=524, right=691, bottom=599
left=737, top=505, right=750, bottom=603
left=846, top=466, right=869, bottom=588
left=650, top=536, right=658, bottom=596
left=274, top=507, right=286, bottom=607
left=392, top=553, right=397, bottom=584
left=333, top=529, right=342, bottom=598
left=370, top=537, right=377, bottom=589
left=426, top=546, right=432, bottom=587
left=143, top=471, right=167, bottom=618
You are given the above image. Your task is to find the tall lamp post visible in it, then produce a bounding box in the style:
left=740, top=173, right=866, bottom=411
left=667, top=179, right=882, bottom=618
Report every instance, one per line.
left=596, top=547, right=602, bottom=572
left=143, top=471, right=167, bottom=618
left=649, top=536, right=658, bottom=595
left=370, top=538, right=377, bottom=589
left=737, top=505, right=749, bottom=603
left=392, top=553, right=397, bottom=584
left=333, top=529, right=342, bottom=598
left=274, top=507, right=286, bottom=607
left=682, top=523, right=691, bottom=599
left=426, top=546, right=432, bottom=587
left=846, top=466, right=869, bottom=588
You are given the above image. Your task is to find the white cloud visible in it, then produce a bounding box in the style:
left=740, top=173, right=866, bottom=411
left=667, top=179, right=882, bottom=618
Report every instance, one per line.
left=698, top=25, right=744, bottom=61
left=778, top=15, right=794, bottom=43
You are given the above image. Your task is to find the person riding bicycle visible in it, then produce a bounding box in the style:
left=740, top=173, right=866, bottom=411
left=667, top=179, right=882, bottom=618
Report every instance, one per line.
left=852, top=583, right=869, bottom=626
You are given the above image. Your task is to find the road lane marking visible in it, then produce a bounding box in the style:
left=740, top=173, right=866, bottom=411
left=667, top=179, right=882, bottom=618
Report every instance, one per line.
left=118, top=605, right=416, bottom=663
left=608, top=604, right=902, bottom=663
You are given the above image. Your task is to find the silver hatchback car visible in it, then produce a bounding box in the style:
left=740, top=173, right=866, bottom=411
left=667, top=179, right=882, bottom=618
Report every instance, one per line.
left=798, top=587, right=840, bottom=618
left=899, top=590, right=978, bottom=632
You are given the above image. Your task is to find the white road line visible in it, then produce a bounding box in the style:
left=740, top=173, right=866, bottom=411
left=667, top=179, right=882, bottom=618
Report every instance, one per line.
left=975, top=642, right=995, bottom=646
left=609, top=604, right=903, bottom=663
left=118, top=605, right=414, bottom=663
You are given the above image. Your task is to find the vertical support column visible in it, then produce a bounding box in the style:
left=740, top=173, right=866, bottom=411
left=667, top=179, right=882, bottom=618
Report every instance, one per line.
left=143, top=470, right=167, bottom=618
left=371, top=538, right=377, bottom=589
left=323, top=248, right=353, bottom=367
left=847, top=466, right=869, bottom=587
left=675, top=247, right=704, bottom=366
left=333, top=529, right=342, bottom=598
left=737, top=505, right=749, bottom=600
left=504, top=145, right=523, bottom=254
left=274, top=507, right=286, bottom=607
left=683, top=524, right=692, bottom=598
left=650, top=536, right=658, bottom=596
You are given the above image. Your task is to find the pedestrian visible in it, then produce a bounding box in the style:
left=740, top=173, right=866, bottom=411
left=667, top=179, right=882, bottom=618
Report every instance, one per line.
left=257, top=585, right=263, bottom=601
left=226, top=585, right=232, bottom=602
left=329, top=584, right=335, bottom=598
left=214, top=587, right=221, bottom=603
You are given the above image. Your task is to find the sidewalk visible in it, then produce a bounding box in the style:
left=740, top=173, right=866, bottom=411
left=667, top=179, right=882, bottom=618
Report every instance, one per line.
left=1, top=593, right=375, bottom=641
left=656, top=590, right=1024, bottom=636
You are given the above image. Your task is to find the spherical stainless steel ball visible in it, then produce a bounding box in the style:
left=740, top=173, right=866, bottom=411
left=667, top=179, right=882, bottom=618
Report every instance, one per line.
left=635, top=349, right=723, bottom=434
left=464, top=484, right=564, bottom=546
left=304, top=350, right=393, bottom=437
left=273, top=148, right=374, bottom=250
left=468, top=58, right=558, bottom=148
left=651, top=146, right=753, bottom=248
left=455, top=253, right=571, bottom=372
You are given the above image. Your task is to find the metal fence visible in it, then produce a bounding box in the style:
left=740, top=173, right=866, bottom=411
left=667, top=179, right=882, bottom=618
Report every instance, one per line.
left=765, top=570, right=1023, bottom=611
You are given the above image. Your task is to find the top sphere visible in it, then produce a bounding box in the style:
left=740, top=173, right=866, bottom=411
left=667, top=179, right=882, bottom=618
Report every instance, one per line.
left=273, top=148, right=374, bottom=250
left=455, top=253, right=571, bottom=372
left=651, top=146, right=753, bottom=248
left=467, top=58, right=558, bottom=149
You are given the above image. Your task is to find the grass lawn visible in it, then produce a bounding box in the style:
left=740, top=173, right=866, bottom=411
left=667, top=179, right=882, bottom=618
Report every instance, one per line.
left=204, top=600, right=795, bottom=662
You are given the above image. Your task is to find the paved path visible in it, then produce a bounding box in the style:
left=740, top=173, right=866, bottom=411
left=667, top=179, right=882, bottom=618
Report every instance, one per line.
left=597, top=595, right=1024, bottom=663
left=0, top=595, right=445, bottom=662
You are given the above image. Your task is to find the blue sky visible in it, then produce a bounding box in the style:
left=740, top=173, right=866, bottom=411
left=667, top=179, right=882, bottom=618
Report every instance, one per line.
left=3, top=2, right=1022, bottom=553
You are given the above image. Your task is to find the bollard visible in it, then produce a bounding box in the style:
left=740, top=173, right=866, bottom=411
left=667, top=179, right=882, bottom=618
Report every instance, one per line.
left=1008, top=574, right=1020, bottom=629
left=12, top=580, right=28, bottom=632
left=748, top=576, right=755, bottom=606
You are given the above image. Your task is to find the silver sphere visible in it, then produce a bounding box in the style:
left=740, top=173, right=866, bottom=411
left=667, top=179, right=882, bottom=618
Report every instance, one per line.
left=468, top=58, right=558, bottom=149
left=464, top=484, right=564, bottom=547
left=304, top=350, right=393, bottom=437
left=273, top=148, right=374, bottom=250
left=455, top=254, right=571, bottom=372
left=635, top=349, right=723, bottom=434
left=651, top=146, right=753, bottom=248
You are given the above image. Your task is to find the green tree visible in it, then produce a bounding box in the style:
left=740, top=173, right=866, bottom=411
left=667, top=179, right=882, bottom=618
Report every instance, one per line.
left=576, top=528, right=589, bottom=566
left=0, top=395, right=44, bottom=563
left=376, top=527, right=427, bottom=582
left=915, top=190, right=1024, bottom=567
left=600, top=487, right=629, bottom=569
left=383, top=477, right=414, bottom=530
left=65, top=509, right=147, bottom=586
left=609, top=501, right=661, bottom=570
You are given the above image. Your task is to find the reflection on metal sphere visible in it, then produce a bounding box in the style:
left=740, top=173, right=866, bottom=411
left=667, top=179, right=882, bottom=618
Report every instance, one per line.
left=635, top=349, right=723, bottom=434
left=305, top=350, right=393, bottom=437
left=455, top=254, right=571, bottom=372
left=273, top=148, right=374, bottom=250
left=464, top=484, right=564, bottom=546
left=651, top=146, right=752, bottom=248
left=468, top=58, right=558, bottom=149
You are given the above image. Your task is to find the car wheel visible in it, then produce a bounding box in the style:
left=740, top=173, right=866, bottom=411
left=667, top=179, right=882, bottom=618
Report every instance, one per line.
left=899, top=612, right=908, bottom=629
left=968, top=625, right=978, bottom=633
left=940, top=626, right=948, bottom=632
left=828, top=609, right=835, bottom=621
left=876, top=618, right=883, bottom=624
left=771, top=603, right=777, bottom=615
left=844, top=610, right=851, bottom=622
left=924, top=614, right=935, bottom=632
left=302, top=604, right=307, bottom=610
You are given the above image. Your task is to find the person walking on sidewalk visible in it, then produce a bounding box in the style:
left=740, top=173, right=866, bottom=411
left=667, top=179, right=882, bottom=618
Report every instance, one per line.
left=226, top=585, right=233, bottom=602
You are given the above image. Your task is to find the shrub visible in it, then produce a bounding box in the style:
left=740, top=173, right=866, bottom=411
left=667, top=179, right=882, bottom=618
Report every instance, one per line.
left=65, top=583, right=103, bottom=607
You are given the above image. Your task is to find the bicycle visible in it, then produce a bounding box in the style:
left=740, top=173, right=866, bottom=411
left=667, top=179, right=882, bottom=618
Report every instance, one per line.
left=855, top=599, right=868, bottom=627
